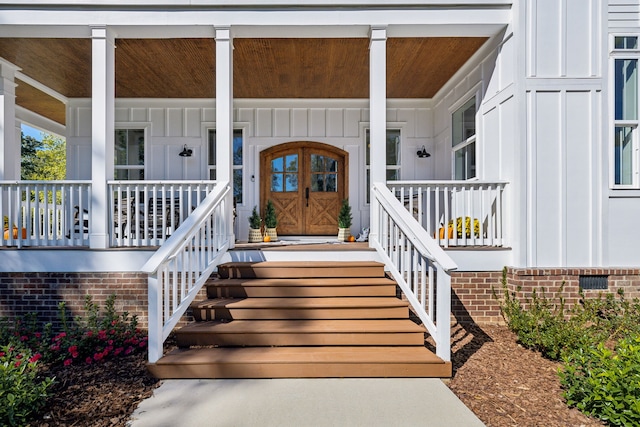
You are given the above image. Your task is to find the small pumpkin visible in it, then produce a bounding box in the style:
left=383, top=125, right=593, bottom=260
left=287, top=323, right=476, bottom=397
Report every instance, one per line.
left=347, top=235, right=356, bottom=242
left=263, top=235, right=271, bottom=242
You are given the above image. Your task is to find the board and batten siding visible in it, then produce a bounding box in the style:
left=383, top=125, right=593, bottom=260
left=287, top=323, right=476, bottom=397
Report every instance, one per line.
left=66, top=98, right=433, bottom=239
left=515, top=0, right=610, bottom=268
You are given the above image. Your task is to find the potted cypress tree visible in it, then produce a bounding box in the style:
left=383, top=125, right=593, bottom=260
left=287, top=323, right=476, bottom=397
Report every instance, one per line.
left=337, top=199, right=352, bottom=242
left=263, top=200, right=278, bottom=242
left=248, top=206, right=262, bottom=243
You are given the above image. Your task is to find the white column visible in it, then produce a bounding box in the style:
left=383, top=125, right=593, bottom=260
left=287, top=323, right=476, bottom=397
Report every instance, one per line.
left=90, top=27, right=115, bottom=249
left=369, top=26, right=387, bottom=245
left=0, top=59, right=20, bottom=180
left=215, top=27, right=235, bottom=246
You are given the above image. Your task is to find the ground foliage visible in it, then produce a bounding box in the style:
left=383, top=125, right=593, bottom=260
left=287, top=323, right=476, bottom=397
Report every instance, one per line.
left=497, top=269, right=640, bottom=426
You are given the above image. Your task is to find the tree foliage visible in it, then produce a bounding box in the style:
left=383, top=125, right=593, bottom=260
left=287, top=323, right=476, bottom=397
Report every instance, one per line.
left=21, top=132, right=66, bottom=181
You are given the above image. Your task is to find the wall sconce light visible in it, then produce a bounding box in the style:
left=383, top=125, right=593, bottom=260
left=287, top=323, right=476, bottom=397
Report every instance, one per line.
left=179, top=144, right=193, bottom=157
left=416, top=145, right=431, bottom=158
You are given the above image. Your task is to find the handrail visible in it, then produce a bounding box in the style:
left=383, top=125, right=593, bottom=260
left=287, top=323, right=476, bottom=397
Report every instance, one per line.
left=142, top=181, right=231, bottom=363
left=388, top=180, right=508, bottom=248
left=108, top=180, right=217, bottom=247
left=0, top=180, right=92, bottom=248
left=371, top=182, right=457, bottom=361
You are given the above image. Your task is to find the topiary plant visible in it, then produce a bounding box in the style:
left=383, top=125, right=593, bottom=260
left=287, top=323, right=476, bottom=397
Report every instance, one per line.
left=264, top=200, right=277, bottom=229
left=337, top=199, right=352, bottom=229
left=249, top=206, right=261, bottom=230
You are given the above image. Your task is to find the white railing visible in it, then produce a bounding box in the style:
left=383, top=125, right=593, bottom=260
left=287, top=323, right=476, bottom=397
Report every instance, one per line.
left=388, top=180, right=508, bottom=248
left=0, top=181, right=91, bottom=248
left=108, top=180, right=217, bottom=247
left=142, top=181, right=231, bottom=364
left=371, top=183, right=457, bottom=361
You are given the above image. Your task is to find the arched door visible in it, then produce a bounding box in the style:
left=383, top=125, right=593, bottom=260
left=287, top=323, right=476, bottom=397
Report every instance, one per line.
left=260, top=141, right=348, bottom=235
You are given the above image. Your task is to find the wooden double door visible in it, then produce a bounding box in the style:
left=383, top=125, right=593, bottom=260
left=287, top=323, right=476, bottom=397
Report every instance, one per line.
left=260, top=141, right=348, bottom=235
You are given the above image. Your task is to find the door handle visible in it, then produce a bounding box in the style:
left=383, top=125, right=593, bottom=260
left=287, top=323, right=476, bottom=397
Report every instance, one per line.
left=305, top=187, right=309, bottom=207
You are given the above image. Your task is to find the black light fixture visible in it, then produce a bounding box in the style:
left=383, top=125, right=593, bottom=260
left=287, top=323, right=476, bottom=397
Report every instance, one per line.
left=178, top=144, right=193, bottom=157
left=416, top=145, right=431, bottom=158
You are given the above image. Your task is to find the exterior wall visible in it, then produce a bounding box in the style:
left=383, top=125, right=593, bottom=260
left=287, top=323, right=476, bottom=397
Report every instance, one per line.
left=451, top=271, right=504, bottom=324
left=67, top=98, right=433, bottom=240
left=520, top=0, right=605, bottom=269
left=451, top=267, right=640, bottom=325
left=0, top=272, right=150, bottom=328
left=608, top=0, right=640, bottom=28
left=606, top=1, right=640, bottom=267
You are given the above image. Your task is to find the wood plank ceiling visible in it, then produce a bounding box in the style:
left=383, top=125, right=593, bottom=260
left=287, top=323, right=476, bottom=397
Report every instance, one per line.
left=0, top=37, right=487, bottom=126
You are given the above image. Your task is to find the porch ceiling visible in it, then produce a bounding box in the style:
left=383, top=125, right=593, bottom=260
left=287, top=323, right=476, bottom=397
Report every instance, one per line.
left=0, top=37, right=487, bottom=126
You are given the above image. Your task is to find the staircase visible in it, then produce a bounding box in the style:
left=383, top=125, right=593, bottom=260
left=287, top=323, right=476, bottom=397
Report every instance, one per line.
left=147, top=261, right=451, bottom=378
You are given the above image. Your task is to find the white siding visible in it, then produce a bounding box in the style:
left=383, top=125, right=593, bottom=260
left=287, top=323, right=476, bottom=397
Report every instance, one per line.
left=528, top=0, right=599, bottom=78
left=609, top=0, right=640, bottom=28
left=66, top=99, right=431, bottom=240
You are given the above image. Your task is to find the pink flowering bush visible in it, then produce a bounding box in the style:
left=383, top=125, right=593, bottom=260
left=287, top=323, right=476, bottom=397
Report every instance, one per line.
left=0, top=344, right=53, bottom=426
left=43, top=294, right=148, bottom=367
left=1, top=294, right=148, bottom=424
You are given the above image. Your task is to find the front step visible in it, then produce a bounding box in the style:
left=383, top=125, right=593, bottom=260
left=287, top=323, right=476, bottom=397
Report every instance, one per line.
left=150, top=261, right=451, bottom=379
left=176, top=319, right=426, bottom=347
left=218, top=261, right=386, bottom=279
left=147, top=346, right=451, bottom=379
left=206, top=277, right=398, bottom=298
left=191, top=297, right=409, bottom=321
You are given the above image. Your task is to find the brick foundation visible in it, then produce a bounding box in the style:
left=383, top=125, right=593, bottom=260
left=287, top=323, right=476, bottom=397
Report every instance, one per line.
left=0, top=272, right=150, bottom=329
left=2, top=268, right=638, bottom=329
left=452, top=267, right=640, bottom=325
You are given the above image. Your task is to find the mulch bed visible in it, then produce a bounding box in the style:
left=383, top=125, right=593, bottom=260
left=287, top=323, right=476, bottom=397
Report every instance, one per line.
left=30, top=324, right=605, bottom=427
left=447, top=323, right=605, bottom=427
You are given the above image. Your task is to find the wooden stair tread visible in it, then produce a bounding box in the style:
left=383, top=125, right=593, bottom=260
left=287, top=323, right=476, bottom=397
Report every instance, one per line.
left=154, top=346, right=444, bottom=365
left=208, top=277, right=396, bottom=287
left=194, top=297, right=408, bottom=309
left=220, top=261, right=384, bottom=268
left=178, top=319, right=426, bottom=334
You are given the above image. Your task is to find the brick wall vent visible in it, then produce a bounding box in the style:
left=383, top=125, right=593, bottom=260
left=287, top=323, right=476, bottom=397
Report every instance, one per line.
left=579, top=275, right=608, bottom=290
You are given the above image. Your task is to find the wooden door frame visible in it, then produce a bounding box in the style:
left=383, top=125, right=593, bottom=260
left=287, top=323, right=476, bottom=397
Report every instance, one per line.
left=260, top=141, right=349, bottom=235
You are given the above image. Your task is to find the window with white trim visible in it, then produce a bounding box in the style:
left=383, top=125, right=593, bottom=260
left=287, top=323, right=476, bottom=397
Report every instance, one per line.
left=612, top=35, right=640, bottom=187
left=452, top=97, right=476, bottom=180
left=365, top=128, right=401, bottom=203
left=114, top=129, right=144, bottom=180
left=208, top=129, right=244, bottom=203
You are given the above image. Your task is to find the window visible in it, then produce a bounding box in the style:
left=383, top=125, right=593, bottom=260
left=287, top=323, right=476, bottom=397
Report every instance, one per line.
left=452, top=97, right=476, bottom=180
left=612, top=35, right=640, bottom=187
left=208, top=129, right=244, bottom=203
left=114, top=129, right=144, bottom=180
left=270, top=154, right=298, bottom=192
left=365, top=129, right=401, bottom=203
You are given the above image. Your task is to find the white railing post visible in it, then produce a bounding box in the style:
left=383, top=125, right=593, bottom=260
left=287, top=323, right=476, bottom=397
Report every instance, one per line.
left=147, top=272, right=163, bottom=364
left=435, top=265, right=451, bottom=361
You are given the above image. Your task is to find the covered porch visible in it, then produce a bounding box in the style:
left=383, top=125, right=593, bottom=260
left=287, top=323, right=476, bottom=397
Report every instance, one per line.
left=0, top=2, right=515, bottom=370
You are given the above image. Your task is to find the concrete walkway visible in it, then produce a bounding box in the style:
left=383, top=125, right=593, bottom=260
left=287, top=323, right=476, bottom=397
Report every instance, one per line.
left=129, top=378, right=485, bottom=427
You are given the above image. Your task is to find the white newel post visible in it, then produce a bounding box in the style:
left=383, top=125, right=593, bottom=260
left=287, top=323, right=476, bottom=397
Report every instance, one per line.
left=369, top=26, right=387, bottom=246
left=0, top=59, right=20, bottom=180
left=215, top=27, right=235, bottom=247
left=90, top=27, right=115, bottom=249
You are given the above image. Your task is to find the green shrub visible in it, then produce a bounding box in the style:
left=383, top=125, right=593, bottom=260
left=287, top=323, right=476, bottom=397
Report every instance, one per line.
left=0, top=344, right=54, bottom=427
left=497, top=269, right=640, bottom=360
left=1, top=294, right=147, bottom=367
left=559, top=334, right=640, bottom=426
left=496, top=268, right=640, bottom=425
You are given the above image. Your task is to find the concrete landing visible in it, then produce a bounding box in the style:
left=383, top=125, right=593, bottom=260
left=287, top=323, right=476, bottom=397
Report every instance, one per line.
left=129, top=378, right=485, bottom=427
